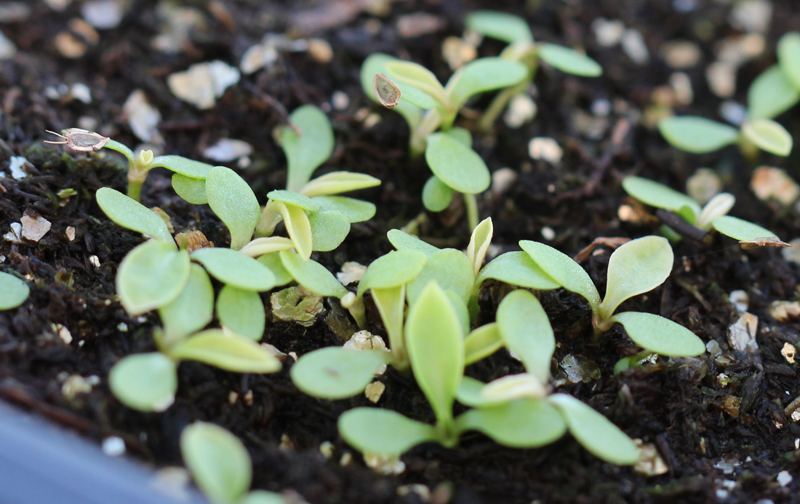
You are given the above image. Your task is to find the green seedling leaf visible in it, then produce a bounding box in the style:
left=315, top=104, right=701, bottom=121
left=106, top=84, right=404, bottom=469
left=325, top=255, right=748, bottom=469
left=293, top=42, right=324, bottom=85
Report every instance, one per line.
left=548, top=393, right=639, bottom=465
left=384, top=60, right=448, bottom=105
left=465, top=11, right=533, bottom=44
left=291, top=347, right=391, bottom=399
left=361, top=53, right=424, bottom=127
left=387, top=229, right=441, bottom=255
left=181, top=422, right=251, bottom=504
left=172, top=173, right=208, bottom=204
left=520, top=241, right=600, bottom=309
left=476, top=251, right=560, bottom=290
left=240, top=237, right=295, bottom=258
left=455, top=376, right=486, bottom=407
left=0, top=272, right=29, bottom=310
left=457, top=374, right=546, bottom=408
left=710, top=215, right=777, bottom=241
left=358, top=249, right=427, bottom=297
left=407, top=249, right=475, bottom=305
left=538, top=44, right=602, bottom=77
left=151, top=156, right=213, bottom=179
left=217, top=286, right=265, bottom=340
left=696, top=193, right=735, bottom=229
left=168, top=329, right=281, bottom=373
left=206, top=166, right=260, bottom=250
left=778, top=32, right=800, bottom=90
left=496, top=290, right=554, bottom=383
left=103, top=139, right=135, bottom=165
left=191, top=248, right=276, bottom=292
left=309, top=211, right=350, bottom=251
left=464, top=323, right=504, bottom=365
left=117, top=241, right=190, bottom=315
left=109, top=353, right=177, bottom=412
left=455, top=399, right=566, bottom=448
left=159, top=264, right=213, bottom=344
left=280, top=105, right=335, bottom=192
left=372, top=286, right=407, bottom=364
left=467, top=217, right=493, bottom=278
left=611, top=311, right=705, bottom=356
left=256, top=253, right=294, bottom=287
left=394, top=80, right=441, bottom=109
left=747, top=66, right=800, bottom=119
left=406, top=282, right=464, bottom=427
left=266, top=190, right=319, bottom=212
left=621, top=176, right=701, bottom=223
left=241, top=491, right=286, bottom=504
left=422, top=175, right=455, bottom=212
left=446, top=58, right=529, bottom=109
left=598, top=236, right=673, bottom=321
left=279, top=250, right=348, bottom=298
left=658, top=116, right=739, bottom=154
left=300, top=171, right=381, bottom=198
left=425, top=132, right=491, bottom=194
left=741, top=119, right=793, bottom=156
left=96, top=188, right=174, bottom=244
left=445, top=290, right=471, bottom=337
left=312, top=196, right=376, bottom=223
left=448, top=127, right=472, bottom=147
left=339, top=408, right=439, bottom=456
left=272, top=201, right=313, bottom=261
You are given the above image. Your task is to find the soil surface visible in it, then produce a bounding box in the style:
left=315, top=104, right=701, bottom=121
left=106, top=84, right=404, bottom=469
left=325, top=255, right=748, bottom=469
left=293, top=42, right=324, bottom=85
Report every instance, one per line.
left=2, top=1, right=800, bottom=503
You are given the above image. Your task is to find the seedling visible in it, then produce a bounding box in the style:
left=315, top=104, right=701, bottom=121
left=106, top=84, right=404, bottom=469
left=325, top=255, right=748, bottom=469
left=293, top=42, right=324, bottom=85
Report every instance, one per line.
left=464, top=11, right=603, bottom=130
left=46, top=129, right=215, bottom=202
left=748, top=32, right=800, bottom=120
left=181, top=422, right=286, bottom=504
left=0, top=271, right=29, bottom=310
left=518, top=236, right=705, bottom=371
left=361, top=54, right=529, bottom=229
left=622, top=175, right=786, bottom=246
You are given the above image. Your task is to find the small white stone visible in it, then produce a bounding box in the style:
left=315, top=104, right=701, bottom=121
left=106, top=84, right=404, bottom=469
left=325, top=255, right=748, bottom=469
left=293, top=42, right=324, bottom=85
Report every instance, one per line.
left=54, top=324, right=72, bottom=344
left=592, top=18, right=625, bottom=47
left=504, top=94, right=537, bottom=129
left=729, top=290, right=749, bottom=312
left=661, top=40, right=701, bottom=69
left=21, top=215, right=52, bottom=242
left=591, top=99, right=612, bottom=117
left=363, top=453, right=405, bottom=475
left=90, top=255, right=101, bottom=267
left=203, top=138, right=252, bottom=162
left=729, top=0, right=772, bottom=34
left=0, top=3, right=32, bottom=23
left=707, top=62, right=737, bottom=98
left=102, top=436, right=126, bottom=457
left=673, top=0, right=697, bottom=13
left=9, top=156, right=28, bottom=180
left=66, top=226, right=76, bottom=241
left=4, top=222, right=23, bottom=244
left=541, top=227, right=555, bottom=241
left=336, top=261, right=366, bottom=285
left=670, top=72, right=693, bottom=105
left=151, top=6, right=205, bottom=55
left=69, top=83, right=92, bottom=104
left=727, top=312, right=758, bottom=353
left=706, top=340, right=721, bottom=355
left=123, top=90, right=163, bottom=143
left=528, top=137, right=563, bottom=164
left=751, top=166, right=800, bottom=207
left=43, top=0, right=73, bottom=10
left=319, top=441, right=334, bottom=459
left=81, top=0, right=124, bottom=30
left=364, top=381, right=385, bottom=403
left=621, top=29, right=649, bottom=65
left=117, top=322, right=128, bottom=332
left=332, top=90, right=349, bottom=110
left=686, top=168, right=722, bottom=206
left=167, top=61, right=240, bottom=110
left=0, top=30, right=17, bottom=60
left=777, top=470, right=792, bottom=487
left=491, top=168, right=517, bottom=196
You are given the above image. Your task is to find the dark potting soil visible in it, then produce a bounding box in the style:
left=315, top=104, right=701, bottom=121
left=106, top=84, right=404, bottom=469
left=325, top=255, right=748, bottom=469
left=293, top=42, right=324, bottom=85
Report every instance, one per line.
left=2, top=1, right=800, bottom=503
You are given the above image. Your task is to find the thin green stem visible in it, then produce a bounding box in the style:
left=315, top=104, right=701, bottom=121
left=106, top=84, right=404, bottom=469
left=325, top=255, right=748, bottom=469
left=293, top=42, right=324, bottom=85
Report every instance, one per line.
left=463, top=193, right=479, bottom=232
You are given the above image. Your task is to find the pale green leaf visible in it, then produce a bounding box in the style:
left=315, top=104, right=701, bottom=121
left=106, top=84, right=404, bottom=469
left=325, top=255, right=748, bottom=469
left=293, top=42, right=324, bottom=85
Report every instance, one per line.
left=710, top=215, right=777, bottom=241
left=496, top=290, right=554, bottom=383
left=360, top=53, right=424, bottom=128
left=455, top=376, right=486, bottom=407
left=273, top=201, right=313, bottom=261
left=406, top=249, right=475, bottom=305
left=241, top=491, right=286, bottom=504
left=696, top=193, right=735, bottom=229
left=464, top=323, right=504, bottom=365
left=172, top=173, right=208, bottom=204
left=357, top=249, right=427, bottom=297
left=455, top=399, right=566, bottom=448
left=406, top=282, right=464, bottom=426
left=467, top=217, right=493, bottom=278
left=300, top=171, right=381, bottom=198
left=384, top=60, right=447, bottom=105
left=425, top=131, right=491, bottom=194
left=658, top=116, right=739, bottom=154
left=312, top=196, right=376, bottom=223
left=621, top=176, right=701, bottom=223
left=96, top=188, right=174, bottom=244
left=290, top=347, right=391, bottom=399
left=117, top=241, right=190, bottom=315
left=191, top=248, right=276, bottom=292
left=104, top=139, right=135, bottom=166
left=256, top=252, right=294, bottom=287
left=266, top=190, right=319, bottom=212
left=0, top=272, right=29, bottom=310
left=538, top=44, right=602, bottom=77
left=747, top=66, right=800, bottom=119
left=387, top=229, right=441, bottom=255
left=519, top=241, right=600, bottom=309
left=448, top=127, right=472, bottom=147
left=371, top=287, right=407, bottom=364
left=109, top=353, right=177, bottom=412
left=158, top=264, right=213, bottom=344
left=180, top=422, right=251, bottom=504
left=309, top=211, right=350, bottom=252
left=465, top=11, right=533, bottom=44
left=741, top=119, right=793, bottom=156
left=339, top=408, right=439, bottom=455
left=778, top=32, right=800, bottom=90
left=611, top=311, right=705, bottom=356
left=239, top=237, right=295, bottom=258
left=206, top=166, right=260, bottom=250
left=446, top=58, right=529, bottom=109
left=217, top=286, right=265, bottom=340
left=476, top=251, right=560, bottom=290
left=168, top=329, right=281, bottom=373
left=394, top=81, right=441, bottom=109
left=445, top=290, right=470, bottom=337
left=422, top=175, right=455, bottom=212
left=548, top=393, right=639, bottom=465
left=151, top=155, right=213, bottom=179
left=279, top=250, right=348, bottom=298
left=599, top=236, right=673, bottom=321
left=280, top=105, right=334, bottom=192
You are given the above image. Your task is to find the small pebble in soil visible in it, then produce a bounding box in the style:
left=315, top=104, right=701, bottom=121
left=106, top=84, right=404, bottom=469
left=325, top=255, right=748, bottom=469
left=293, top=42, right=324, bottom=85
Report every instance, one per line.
left=706, top=340, right=721, bottom=355
left=319, top=441, right=334, bottom=459
left=541, top=227, right=555, bottom=241
left=0, top=3, right=32, bottom=23
left=228, top=391, right=238, bottom=404
left=706, top=61, right=736, bottom=98
left=9, top=156, right=28, bottom=179
left=55, top=19, right=99, bottom=59
left=365, top=381, right=385, bottom=403
left=337, top=261, right=366, bottom=285
left=528, top=137, right=562, bottom=164
left=686, top=168, right=722, bottom=205
left=777, top=471, right=792, bottom=487
left=271, top=286, right=325, bottom=326
left=673, top=0, right=697, bottom=12
left=621, top=29, right=649, bottom=65
left=491, top=168, right=517, bottom=197
left=396, top=13, right=443, bottom=38
left=660, top=40, right=701, bottom=69
left=53, top=324, right=72, bottom=344
left=728, top=313, right=758, bottom=353
left=124, top=90, right=163, bottom=144
left=769, top=301, right=800, bottom=322
left=442, top=36, right=477, bottom=70
left=332, top=90, right=349, bottom=110
left=0, top=30, right=16, bottom=60
left=364, top=453, right=405, bottom=475
left=339, top=452, right=352, bottom=467
left=729, top=290, right=749, bottom=312
left=504, top=94, right=537, bottom=129
left=167, top=60, right=240, bottom=110
left=751, top=166, right=800, bottom=207
left=203, top=138, right=253, bottom=163
left=592, top=18, right=625, bottom=47
left=397, top=484, right=431, bottom=501
left=90, top=255, right=101, bottom=268
left=307, top=39, right=333, bottom=63
left=729, top=0, right=772, bottom=34
left=781, top=342, right=796, bottom=364
left=82, top=0, right=125, bottom=30
left=633, top=440, right=669, bottom=476
left=21, top=214, right=52, bottom=243
left=782, top=239, right=800, bottom=263
left=102, top=436, right=126, bottom=457
left=560, top=354, right=601, bottom=383
left=670, top=72, right=693, bottom=105
left=345, top=331, right=389, bottom=374
left=719, top=101, right=747, bottom=126
left=44, top=0, right=72, bottom=11
left=61, top=374, right=94, bottom=400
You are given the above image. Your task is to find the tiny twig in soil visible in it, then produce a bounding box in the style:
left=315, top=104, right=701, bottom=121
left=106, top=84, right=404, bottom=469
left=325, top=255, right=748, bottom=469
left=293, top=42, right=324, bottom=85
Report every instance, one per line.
left=654, top=209, right=708, bottom=243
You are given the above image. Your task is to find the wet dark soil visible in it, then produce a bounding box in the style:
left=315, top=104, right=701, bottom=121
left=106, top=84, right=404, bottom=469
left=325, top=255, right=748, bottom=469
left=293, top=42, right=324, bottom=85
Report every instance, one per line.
left=2, top=1, right=800, bottom=503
